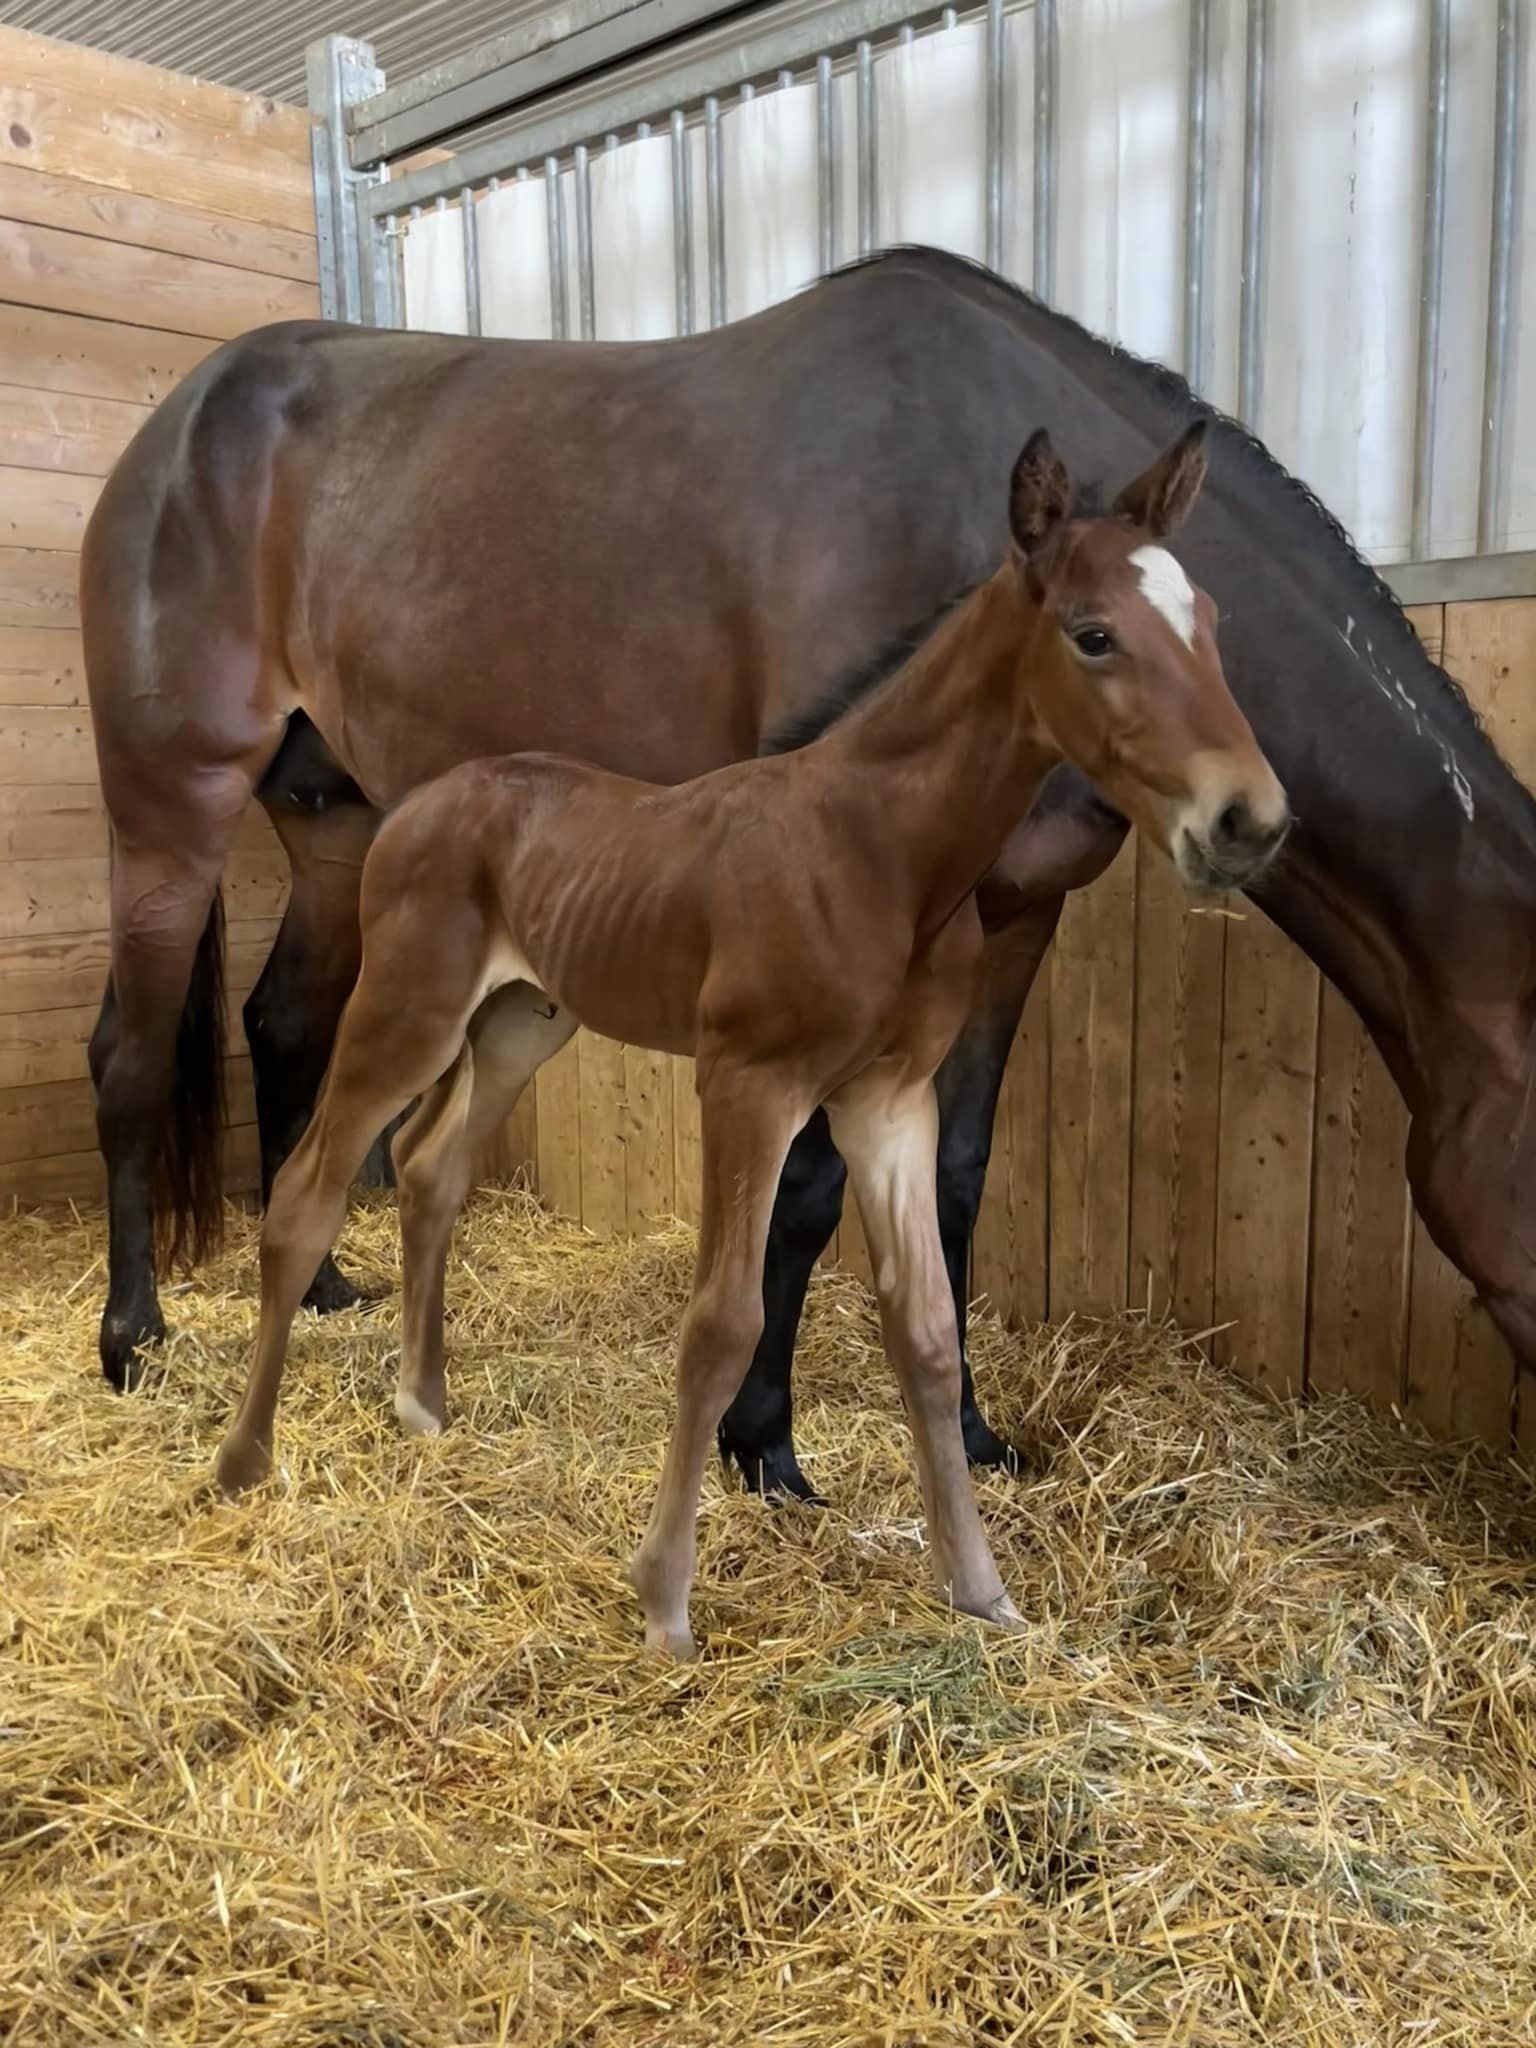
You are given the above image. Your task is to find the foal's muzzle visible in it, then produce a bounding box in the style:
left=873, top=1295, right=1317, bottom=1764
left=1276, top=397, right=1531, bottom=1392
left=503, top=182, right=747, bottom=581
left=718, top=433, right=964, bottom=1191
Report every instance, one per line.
left=1176, top=793, right=1291, bottom=893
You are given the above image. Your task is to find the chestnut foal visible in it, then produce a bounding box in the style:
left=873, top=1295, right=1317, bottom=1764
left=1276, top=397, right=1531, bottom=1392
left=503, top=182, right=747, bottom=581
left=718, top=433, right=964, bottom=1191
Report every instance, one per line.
left=216, top=424, right=1288, bottom=1654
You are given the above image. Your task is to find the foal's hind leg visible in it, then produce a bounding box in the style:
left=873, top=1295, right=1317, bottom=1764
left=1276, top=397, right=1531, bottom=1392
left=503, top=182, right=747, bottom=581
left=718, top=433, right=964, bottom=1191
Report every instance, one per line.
left=629, top=1065, right=808, bottom=1656
left=391, top=984, right=576, bottom=1437
left=215, top=965, right=489, bottom=1496
left=826, top=1072, right=1019, bottom=1626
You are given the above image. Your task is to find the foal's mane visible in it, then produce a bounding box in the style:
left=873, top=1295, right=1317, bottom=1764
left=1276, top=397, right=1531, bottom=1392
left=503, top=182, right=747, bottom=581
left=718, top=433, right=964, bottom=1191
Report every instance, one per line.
left=827, top=246, right=1512, bottom=780
left=760, top=585, right=976, bottom=756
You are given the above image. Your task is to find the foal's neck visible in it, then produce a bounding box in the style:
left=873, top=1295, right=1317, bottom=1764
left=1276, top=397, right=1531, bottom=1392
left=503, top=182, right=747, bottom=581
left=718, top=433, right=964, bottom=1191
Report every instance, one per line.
left=815, top=566, right=1055, bottom=932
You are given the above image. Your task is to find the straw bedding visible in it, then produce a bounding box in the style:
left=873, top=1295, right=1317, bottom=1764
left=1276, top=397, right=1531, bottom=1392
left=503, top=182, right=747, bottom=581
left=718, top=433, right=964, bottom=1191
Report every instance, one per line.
left=1, top=1188, right=1533, bottom=2046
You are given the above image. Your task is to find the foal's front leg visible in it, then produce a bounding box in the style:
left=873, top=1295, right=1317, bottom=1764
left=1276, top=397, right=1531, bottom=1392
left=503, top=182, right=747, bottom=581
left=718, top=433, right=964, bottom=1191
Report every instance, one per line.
left=826, top=1074, right=1020, bottom=1626
left=629, top=1065, right=807, bottom=1656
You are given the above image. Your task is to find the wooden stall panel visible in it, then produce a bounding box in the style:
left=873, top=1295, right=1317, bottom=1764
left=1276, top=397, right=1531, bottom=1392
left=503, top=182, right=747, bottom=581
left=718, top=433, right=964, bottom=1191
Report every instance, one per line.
left=1048, top=839, right=1136, bottom=1317
left=0, top=27, right=316, bottom=1207
left=1127, top=837, right=1226, bottom=1331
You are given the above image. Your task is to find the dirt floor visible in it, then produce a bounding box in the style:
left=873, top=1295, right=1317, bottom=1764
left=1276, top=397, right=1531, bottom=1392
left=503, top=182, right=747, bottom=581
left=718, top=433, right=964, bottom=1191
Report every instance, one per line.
left=1, top=1189, right=1533, bottom=2046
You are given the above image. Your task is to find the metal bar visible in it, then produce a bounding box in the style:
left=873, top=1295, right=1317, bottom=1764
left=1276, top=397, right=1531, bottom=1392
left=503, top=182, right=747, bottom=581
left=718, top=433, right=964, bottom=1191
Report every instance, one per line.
left=1032, top=0, right=1056, bottom=299
left=705, top=95, right=727, bottom=326
left=984, top=0, right=1004, bottom=270
left=574, top=142, right=596, bottom=339
left=546, top=155, right=569, bottom=338
left=460, top=187, right=482, bottom=336
left=671, top=107, right=694, bottom=335
left=1183, top=0, right=1210, bottom=386
left=306, top=35, right=385, bottom=322
left=1387, top=551, right=1536, bottom=608
left=369, top=0, right=926, bottom=219
left=350, top=0, right=755, bottom=168
left=1411, top=0, right=1450, bottom=559
left=1237, top=0, right=1269, bottom=426
left=1478, top=0, right=1520, bottom=553
left=856, top=38, right=877, bottom=257
left=816, top=52, right=836, bottom=273
left=354, top=175, right=398, bottom=327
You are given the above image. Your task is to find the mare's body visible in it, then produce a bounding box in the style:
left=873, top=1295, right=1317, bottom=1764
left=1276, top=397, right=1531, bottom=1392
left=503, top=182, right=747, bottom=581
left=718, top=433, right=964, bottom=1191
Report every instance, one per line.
left=86, top=247, right=1536, bottom=1478
left=214, top=432, right=1287, bottom=1656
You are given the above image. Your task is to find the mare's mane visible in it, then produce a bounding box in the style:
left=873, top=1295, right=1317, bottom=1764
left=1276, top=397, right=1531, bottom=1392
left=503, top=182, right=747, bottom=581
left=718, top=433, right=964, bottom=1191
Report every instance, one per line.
left=815, top=246, right=1526, bottom=811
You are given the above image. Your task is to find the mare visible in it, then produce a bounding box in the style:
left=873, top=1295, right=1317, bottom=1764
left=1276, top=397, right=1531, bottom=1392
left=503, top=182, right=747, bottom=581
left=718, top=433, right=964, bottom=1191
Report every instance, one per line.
left=212, top=426, right=1288, bottom=1655
left=84, top=247, right=1536, bottom=1488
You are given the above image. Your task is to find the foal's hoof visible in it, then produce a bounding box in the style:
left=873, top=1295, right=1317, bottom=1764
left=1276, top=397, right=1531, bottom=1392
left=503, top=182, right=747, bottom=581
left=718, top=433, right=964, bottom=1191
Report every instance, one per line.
left=952, top=1587, right=1026, bottom=1632
left=642, top=1618, right=698, bottom=1660
left=394, top=1387, right=444, bottom=1438
left=99, top=1306, right=168, bottom=1393
left=213, top=1430, right=272, bottom=1498
left=303, top=1256, right=374, bottom=1317
left=718, top=1429, right=827, bottom=1507
left=961, top=1405, right=1026, bottom=1478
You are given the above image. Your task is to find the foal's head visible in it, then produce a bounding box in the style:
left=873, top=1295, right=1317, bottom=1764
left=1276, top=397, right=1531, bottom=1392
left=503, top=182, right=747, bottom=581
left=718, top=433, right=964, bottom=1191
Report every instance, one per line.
left=1009, top=423, right=1288, bottom=890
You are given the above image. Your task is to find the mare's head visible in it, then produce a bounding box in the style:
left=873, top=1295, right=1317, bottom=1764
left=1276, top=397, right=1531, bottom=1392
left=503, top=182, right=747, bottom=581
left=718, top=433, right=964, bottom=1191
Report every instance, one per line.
left=1009, top=423, right=1288, bottom=889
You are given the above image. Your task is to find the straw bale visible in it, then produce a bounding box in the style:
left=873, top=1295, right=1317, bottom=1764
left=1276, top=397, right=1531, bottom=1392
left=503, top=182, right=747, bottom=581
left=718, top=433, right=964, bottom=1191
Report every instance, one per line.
left=1, top=1189, right=1533, bottom=2045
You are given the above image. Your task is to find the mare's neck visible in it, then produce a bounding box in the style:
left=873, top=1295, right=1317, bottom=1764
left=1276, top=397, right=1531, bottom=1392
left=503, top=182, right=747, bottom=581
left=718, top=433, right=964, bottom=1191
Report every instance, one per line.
left=815, top=566, right=1056, bottom=934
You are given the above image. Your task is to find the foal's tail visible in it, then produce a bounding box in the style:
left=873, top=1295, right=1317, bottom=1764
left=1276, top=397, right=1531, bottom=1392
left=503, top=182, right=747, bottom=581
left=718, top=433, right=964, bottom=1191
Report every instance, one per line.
left=154, top=891, right=229, bottom=1274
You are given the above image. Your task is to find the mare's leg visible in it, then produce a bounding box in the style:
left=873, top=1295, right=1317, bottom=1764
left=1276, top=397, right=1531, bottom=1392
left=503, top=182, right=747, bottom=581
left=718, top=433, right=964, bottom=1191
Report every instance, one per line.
left=718, top=898, right=1064, bottom=1498
left=630, top=1067, right=807, bottom=1656
left=937, top=898, right=1065, bottom=1469
left=248, top=770, right=380, bottom=1317
left=717, top=1110, right=846, bottom=1501
left=391, top=984, right=577, bottom=1437
left=91, top=826, right=256, bottom=1390
left=826, top=1073, right=1019, bottom=1624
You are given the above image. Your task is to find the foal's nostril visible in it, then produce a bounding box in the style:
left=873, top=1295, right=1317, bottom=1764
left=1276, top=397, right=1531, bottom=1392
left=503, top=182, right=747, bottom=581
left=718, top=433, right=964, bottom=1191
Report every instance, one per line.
left=1214, top=799, right=1249, bottom=847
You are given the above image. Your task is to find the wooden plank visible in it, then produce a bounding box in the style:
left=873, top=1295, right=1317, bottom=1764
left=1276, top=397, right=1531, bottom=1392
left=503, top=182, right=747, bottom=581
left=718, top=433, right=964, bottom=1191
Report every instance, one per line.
left=1305, top=984, right=1411, bottom=1406
left=0, top=463, right=99, bottom=551
left=0, top=704, right=96, bottom=784
left=671, top=1055, right=702, bottom=1227
left=0, top=218, right=318, bottom=343
left=972, top=967, right=1050, bottom=1327
left=0, top=625, right=83, bottom=704
left=1212, top=908, right=1319, bottom=1396
left=0, top=162, right=317, bottom=283
left=0, top=915, right=277, bottom=1017
left=0, top=547, right=77, bottom=629
left=0, top=849, right=286, bottom=941
left=0, top=1118, right=261, bottom=1208
left=622, top=1043, right=675, bottom=1232
left=1048, top=840, right=1136, bottom=1317
left=1127, top=839, right=1226, bottom=1330
left=0, top=383, right=149, bottom=477
left=0, top=783, right=278, bottom=863
left=1402, top=596, right=1536, bottom=1445
left=484, top=1087, right=539, bottom=1188
left=0, top=27, right=317, bottom=235
left=0, top=304, right=211, bottom=407
left=577, top=1030, right=628, bottom=1238
left=534, top=1032, right=583, bottom=1223
left=0, top=1054, right=256, bottom=1164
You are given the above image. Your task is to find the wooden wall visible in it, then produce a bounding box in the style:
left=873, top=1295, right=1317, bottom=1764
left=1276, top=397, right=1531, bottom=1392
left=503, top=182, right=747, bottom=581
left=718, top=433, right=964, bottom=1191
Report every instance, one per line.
left=525, top=599, right=1536, bottom=1458
left=0, top=27, right=314, bottom=1204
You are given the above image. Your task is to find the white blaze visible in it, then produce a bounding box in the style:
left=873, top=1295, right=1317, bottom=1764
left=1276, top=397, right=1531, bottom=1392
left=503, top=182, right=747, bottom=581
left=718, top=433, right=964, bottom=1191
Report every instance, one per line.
left=1129, top=544, right=1197, bottom=649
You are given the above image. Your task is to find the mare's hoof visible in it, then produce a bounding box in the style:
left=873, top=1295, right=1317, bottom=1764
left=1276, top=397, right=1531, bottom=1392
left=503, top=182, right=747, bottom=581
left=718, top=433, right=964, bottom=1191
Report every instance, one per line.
left=303, top=1257, right=376, bottom=1317
left=394, top=1387, right=444, bottom=1438
left=213, top=1431, right=272, bottom=1498
left=718, top=1429, right=827, bottom=1506
left=961, top=1406, right=1026, bottom=1478
left=99, top=1306, right=167, bottom=1393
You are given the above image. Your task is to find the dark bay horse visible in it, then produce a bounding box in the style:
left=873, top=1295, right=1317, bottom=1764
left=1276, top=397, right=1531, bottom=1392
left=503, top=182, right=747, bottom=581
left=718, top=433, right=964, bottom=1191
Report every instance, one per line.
left=213, top=429, right=1287, bottom=1653
left=84, top=247, right=1536, bottom=1486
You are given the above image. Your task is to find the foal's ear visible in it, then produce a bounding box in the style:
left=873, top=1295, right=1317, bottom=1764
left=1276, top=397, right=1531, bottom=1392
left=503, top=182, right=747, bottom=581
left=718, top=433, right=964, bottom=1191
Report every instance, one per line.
left=1112, top=419, right=1209, bottom=536
left=1009, top=429, right=1073, bottom=557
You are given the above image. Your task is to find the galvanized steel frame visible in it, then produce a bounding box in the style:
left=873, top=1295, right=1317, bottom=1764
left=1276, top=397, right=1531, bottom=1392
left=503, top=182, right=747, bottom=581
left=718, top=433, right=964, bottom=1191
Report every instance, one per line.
left=308, top=0, right=1532, bottom=605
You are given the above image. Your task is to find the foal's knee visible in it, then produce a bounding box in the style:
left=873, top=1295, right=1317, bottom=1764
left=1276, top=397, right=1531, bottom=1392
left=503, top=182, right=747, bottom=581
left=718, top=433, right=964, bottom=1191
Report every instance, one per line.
left=683, top=1288, right=766, bottom=1377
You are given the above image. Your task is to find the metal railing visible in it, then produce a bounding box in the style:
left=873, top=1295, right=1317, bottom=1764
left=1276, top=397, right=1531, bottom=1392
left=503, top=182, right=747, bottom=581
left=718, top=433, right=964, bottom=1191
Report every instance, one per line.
left=307, top=0, right=1533, bottom=606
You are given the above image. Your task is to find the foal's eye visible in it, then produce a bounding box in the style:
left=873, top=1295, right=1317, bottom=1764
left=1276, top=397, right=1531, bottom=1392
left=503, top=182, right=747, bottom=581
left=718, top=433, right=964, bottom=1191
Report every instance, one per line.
left=1071, top=625, right=1116, bottom=660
